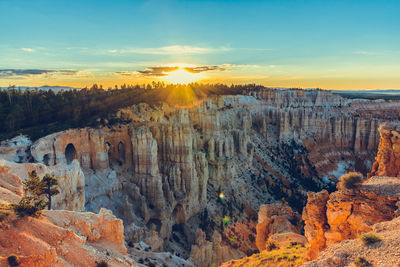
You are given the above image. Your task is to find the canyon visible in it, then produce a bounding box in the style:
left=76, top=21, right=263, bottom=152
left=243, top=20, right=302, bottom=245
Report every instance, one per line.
left=1, top=88, right=400, bottom=266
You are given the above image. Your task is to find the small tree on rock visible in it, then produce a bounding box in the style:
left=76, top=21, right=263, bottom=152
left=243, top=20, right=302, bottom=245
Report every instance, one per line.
left=12, top=171, right=59, bottom=217
left=41, top=173, right=60, bottom=210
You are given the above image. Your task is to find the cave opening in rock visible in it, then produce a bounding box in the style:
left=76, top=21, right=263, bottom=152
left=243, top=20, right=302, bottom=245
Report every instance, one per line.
left=105, top=141, right=112, bottom=167
left=118, top=141, right=125, bottom=166
left=43, top=153, right=50, bottom=166
left=65, top=143, right=77, bottom=165
left=146, top=218, right=162, bottom=232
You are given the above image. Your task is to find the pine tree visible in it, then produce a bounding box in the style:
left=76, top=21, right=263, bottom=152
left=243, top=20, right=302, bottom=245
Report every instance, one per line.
left=41, top=174, right=60, bottom=210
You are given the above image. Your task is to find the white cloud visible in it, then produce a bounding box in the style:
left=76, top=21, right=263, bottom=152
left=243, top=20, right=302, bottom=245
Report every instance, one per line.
left=21, top=48, right=35, bottom=52
left=108, top=45, right=231, bottom=55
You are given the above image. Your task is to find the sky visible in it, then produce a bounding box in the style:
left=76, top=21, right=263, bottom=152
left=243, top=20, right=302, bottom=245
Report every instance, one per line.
left=0, top=0, right=399, bottom=89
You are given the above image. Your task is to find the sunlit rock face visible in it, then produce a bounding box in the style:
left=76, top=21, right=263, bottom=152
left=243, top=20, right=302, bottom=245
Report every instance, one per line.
left=0, top=208, right=135, bottom=267
left=368, top=124, right=400, bottom=177
left=303, top=177, right=400, bottom=260
left=23, top=88, right=400, bottom=265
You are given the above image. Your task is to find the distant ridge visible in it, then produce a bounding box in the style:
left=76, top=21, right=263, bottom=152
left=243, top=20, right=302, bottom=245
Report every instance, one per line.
left=0, top=85, right=81, bottom=93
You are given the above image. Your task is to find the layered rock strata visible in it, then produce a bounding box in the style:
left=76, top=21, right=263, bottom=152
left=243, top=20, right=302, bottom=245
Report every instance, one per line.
left=368, top=124, right=400, bottom=178
left=303, top=176, right=400, bottom=260
left=304, top=216, right=400, bottom=267
left=5, top=88, right=400, bottom=265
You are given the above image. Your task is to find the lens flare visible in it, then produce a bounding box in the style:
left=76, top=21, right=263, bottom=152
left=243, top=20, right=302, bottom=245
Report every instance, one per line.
left=222, top=216, right=230, bottom=224
left=219, top=192, right=224, bottom=199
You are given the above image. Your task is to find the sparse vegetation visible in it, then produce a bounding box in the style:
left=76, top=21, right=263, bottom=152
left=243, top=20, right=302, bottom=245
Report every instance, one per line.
left=224, top=244, right=307, bottom=267
left=7, top=254, right=20, bottom=267
left=265, top=240, right=278, bottom=251
left=11, top=171, right=59, bottom=217
left=360, top=232, right=382, bottom=245
left=41, top=173, right=60, bottom=210
left=0, top=201, right=11, bottom=221
left=337, top=172, right=364, bottom=191
left=11, top=196, right=44, bottom=217
left=96, top=261, right=108, bottom=267
left=354, top=256, right=370, bottom=267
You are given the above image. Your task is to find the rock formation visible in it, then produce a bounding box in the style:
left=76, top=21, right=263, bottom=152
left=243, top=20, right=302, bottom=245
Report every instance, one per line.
left=0, top=159, right=84, bottom=211
left=303, top=176, right=400, bottom=260
left=3, top=88, right=400, bottom=266
left=304, top=216, right=400, bottom=267
left=302, top=190, right=330, bottom=260
left=255, top=202, right=302, bottom=251
left=368, top=124, right=400, bottom=178
left=189, top=229, right=245, bottom=267
left=0, top=207, right=135, bottom=266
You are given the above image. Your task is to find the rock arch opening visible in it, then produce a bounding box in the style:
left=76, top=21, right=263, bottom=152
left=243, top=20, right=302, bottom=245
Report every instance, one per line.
left=43, top=154, right=50, bottom=166
left=65, top=143, right=77, bottom=165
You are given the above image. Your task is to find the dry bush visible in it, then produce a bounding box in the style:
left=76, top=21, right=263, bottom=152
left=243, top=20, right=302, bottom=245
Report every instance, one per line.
left=337, top=172, right=364, bottom=191
left=360, top=232, right=382, bottom=245
left=354, top=256, right=370, bottom=267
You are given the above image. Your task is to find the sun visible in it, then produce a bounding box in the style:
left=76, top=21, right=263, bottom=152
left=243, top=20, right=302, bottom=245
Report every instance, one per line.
left=164, top=68, right=201, bottom=84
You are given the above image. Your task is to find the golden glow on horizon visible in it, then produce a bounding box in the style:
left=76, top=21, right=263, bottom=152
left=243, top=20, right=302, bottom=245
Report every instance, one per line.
left=164, top=68, right=201, bottom=84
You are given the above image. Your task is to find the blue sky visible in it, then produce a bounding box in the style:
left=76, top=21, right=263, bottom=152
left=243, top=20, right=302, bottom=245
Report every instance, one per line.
left=0, top=0, right=399, bottom=89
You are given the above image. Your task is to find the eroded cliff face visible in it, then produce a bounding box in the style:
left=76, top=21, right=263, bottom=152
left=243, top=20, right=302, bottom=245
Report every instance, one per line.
left=303, top=176, right=400, bottom=260
left=304, top=216, right=400, bottom=267
left=368, top=124, right=400, bottom=178
left=7, top=88, right=400, bottom=266
left=0, top=159, right=84, bottom=211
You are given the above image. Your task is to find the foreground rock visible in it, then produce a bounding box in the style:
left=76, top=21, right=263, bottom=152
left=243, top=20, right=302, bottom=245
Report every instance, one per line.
left=0, top=209, right=135, bottom=266
left=0, top=159, right=85, bottom=211
left=304, top=216, right=400, bottom=267
left=303, top=176, right=400, bottom=260
left=256, top=202, right=303, bottom=251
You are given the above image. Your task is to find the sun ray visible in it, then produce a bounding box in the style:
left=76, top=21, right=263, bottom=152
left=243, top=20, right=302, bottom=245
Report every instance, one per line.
left=164, top=68, right=201, bottom=84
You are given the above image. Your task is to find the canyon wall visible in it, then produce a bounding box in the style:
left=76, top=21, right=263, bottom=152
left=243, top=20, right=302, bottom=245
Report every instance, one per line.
left=9, top=88, right=400, bottom=265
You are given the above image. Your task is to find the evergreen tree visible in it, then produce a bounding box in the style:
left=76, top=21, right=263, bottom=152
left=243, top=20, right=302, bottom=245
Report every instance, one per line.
left=41, top=174, right=60, bottom=210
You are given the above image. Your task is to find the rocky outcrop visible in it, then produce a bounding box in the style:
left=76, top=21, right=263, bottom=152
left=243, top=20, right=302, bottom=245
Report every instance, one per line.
left=0, top=135, right=31, bottom=162
left=188, top=229, right=245, bottom=267
left=302, top=190, right=330, bottom=260
left=303, top=176, right=400, bottom=260
left=255, top=202, right=302, bottom=251
left=304, top=216, right=400, bottom=267
left=0, top=159, right=84, bottom=211
left=368, top=124, right=400, bottom=178
left=0, top=209, right=134, bottom=267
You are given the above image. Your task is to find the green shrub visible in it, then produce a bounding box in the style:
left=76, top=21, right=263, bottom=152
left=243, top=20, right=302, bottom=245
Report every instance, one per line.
left=354, top=256, right=370, bottom=267
left=337, top=172, right=364, bottom=190
left=7, top=254, right=20, bottom=267
left=360, top=232, right=382, bottom=245
left=266, top=240, right=278, bottom=251
left=96, top=260, right=108, bottom=267
left=11, top=196, right=44, bottom=218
